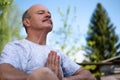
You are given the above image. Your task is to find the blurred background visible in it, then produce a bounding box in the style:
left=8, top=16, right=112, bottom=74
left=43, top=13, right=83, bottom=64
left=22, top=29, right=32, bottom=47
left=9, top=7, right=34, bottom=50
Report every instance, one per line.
left=0, top=0, right=120, bottom=79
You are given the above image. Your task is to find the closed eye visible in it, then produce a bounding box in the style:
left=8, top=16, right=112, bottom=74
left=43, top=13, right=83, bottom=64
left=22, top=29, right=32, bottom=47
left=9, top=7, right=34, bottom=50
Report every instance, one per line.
left=38, top=12, right=44, bottom=14
left=37, top=10, right=45, bottom=14
left=36, top=10, right=51, bottom=15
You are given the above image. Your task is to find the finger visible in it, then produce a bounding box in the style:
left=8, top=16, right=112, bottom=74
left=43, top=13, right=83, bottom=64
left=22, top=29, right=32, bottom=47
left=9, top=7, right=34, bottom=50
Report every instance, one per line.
left=49, top=51, right=52, bottom=65
left=56, top=55, right=63, bottom=80
left=51, top=51, right=56, bottom=67
left=46, top=51, right=52, bottom=67
left=55, top=54, right=60, bottom=73
left=47, top=51, right=57, bottom=71
left=56, top=55, right=60, bottom=67
left=51, top=51, right=58, bottom=74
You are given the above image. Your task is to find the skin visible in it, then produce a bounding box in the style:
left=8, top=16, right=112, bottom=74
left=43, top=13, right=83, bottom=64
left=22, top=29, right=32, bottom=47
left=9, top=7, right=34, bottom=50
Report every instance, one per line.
left=27, top=67, right=59, bottom=80
left=0, top=4, right=96, bottom=80
left=0, top=63, right=28, bottom=80
left=46, top=51, right=95, bottom=80
left=45, top=51, right=63, bottom=80
left=23, top=4, right=53, bottom=45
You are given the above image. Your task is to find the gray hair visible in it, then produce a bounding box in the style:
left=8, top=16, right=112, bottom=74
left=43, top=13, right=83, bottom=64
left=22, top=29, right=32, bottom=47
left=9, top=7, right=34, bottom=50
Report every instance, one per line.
left=22, top=10, right=31, bottom=33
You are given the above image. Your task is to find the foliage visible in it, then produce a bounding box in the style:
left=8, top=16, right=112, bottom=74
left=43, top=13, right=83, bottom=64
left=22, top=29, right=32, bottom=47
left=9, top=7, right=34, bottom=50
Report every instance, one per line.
left=0, top=0, right=22, bottom=52
left=85, top=3, right=120, bottom=77
left=52, top=6, right=82, bottom=56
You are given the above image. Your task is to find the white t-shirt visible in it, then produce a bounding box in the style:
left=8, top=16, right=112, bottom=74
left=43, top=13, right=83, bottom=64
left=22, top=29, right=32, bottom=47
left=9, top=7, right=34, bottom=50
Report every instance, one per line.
left=0, top=39, right=80, bottom=77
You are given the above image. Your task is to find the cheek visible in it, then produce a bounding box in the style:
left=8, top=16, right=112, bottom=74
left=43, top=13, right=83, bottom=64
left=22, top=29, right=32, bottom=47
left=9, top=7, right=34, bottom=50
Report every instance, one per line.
left=31, top=18, right=42, bottom=25
left=31, top=15, right=42, bottom=21
left=30, top=16, right=44, bottom=26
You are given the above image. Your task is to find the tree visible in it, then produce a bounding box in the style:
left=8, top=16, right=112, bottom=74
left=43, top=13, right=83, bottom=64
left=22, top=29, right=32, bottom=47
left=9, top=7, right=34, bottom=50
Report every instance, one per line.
left=52, top=6, right=82, bottom=57
left=0, top=0, right=22, bottom=52
left=85, top=3, right=120, bottom=77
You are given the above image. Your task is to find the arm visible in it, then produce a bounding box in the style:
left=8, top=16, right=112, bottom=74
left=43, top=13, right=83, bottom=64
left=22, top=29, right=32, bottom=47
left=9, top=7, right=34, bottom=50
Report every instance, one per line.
left=45, top=51, right=95, bottom=80
left=64, top=68, right=96, bottom=80
left=0, top=63, right=28, bottom=80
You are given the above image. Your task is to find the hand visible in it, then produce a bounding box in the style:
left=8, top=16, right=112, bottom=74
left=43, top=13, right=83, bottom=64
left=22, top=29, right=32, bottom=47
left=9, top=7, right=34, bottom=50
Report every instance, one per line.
left=62, top=68, right=96, bottom=80
left=76, top=68, right=96, bottom=80
left=45, top=50, right=63, bottom=80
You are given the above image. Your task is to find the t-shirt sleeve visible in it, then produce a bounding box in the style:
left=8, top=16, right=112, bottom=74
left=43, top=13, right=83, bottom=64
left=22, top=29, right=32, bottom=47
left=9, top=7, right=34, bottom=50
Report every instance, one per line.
left=58, top=50, right=81, bottom=77
left=0, top=43, right=20, bottom=68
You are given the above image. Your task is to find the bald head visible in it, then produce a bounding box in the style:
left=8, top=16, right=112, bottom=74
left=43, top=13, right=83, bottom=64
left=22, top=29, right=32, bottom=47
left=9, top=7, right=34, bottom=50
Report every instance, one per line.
left=22, top=4, right=49, bottom=22
left=22, top=4, right=52, bottom=33
left=27, top=4, right=49, bottom=15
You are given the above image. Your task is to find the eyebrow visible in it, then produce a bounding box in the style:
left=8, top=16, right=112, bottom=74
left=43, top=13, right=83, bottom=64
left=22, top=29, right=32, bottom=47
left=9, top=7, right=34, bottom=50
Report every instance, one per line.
left=36, top=10, right=51, bottom=15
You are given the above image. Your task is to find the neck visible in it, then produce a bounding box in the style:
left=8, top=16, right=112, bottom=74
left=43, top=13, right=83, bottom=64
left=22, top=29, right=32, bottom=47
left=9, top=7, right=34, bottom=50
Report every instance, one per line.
left=26, top=31, right=48, bottom=45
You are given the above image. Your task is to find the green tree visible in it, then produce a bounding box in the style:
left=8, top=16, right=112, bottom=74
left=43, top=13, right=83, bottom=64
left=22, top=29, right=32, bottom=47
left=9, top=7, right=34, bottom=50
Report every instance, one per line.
left=85, top=3, right=120, bottom=77
left=0, top=0, right=22, bottom=52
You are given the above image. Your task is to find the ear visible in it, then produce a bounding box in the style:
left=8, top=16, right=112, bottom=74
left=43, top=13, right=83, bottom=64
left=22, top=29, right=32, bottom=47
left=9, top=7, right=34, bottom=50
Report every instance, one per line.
left=23, top=18, right=30, bottom=27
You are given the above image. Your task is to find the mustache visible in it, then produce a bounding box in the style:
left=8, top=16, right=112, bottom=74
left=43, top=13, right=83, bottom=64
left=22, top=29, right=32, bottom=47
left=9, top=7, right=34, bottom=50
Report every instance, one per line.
left=42, top=18, right=53, bottom=25
left=42, top=18, right=52, bottom=23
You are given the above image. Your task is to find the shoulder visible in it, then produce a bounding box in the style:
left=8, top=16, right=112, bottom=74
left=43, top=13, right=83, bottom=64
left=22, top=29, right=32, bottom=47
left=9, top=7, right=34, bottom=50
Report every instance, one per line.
left=10, top=39, right=28, bottom=46
left=5, top=39, right=25, bottom=46
left=1, top=39, right=31, bottom=60
left=2, top=39, right=31, bottom=53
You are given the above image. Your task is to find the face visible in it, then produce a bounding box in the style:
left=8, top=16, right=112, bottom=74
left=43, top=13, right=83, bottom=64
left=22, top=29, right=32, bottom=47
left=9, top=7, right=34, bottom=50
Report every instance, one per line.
left=24, top=4, right=53, bottom=32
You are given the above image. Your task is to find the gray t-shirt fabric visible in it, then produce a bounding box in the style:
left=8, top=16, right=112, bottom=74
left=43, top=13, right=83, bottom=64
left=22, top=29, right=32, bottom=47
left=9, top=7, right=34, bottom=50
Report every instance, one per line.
left=0, top=39, right=80, bottom=77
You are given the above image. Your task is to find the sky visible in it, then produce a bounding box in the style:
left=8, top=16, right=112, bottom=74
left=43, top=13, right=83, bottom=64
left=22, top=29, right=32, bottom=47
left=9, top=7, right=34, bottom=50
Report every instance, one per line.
left=15, top=0, right=120, bottom=46
left=14, top=0, right=120, bottom=62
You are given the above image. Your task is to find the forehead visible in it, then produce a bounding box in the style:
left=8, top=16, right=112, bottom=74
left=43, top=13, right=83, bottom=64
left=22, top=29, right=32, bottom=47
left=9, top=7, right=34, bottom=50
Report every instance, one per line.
left=28, top=4, right=49, bottom=14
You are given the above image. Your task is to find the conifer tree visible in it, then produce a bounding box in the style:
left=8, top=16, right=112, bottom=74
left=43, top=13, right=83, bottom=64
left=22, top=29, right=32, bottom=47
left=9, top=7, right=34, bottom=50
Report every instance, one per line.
left=85, top=3, right=120, bottom=77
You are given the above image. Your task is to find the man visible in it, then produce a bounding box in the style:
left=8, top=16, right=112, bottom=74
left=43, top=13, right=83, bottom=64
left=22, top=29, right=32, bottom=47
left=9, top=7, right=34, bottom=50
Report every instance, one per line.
left=0, top=4, right=95, bottom=80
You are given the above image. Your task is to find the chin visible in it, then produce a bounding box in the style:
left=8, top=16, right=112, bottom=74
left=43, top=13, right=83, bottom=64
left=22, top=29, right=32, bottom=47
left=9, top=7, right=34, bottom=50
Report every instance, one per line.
left=48, top=27, right=53, bottom=32
left=46, top=25, right=53, bottom=29
left=45, top=26, right=53, bottom=32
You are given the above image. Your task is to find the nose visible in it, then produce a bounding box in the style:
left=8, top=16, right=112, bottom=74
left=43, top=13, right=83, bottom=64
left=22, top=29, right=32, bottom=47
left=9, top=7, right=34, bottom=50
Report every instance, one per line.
left=45, top=12, right=51, bottom=18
